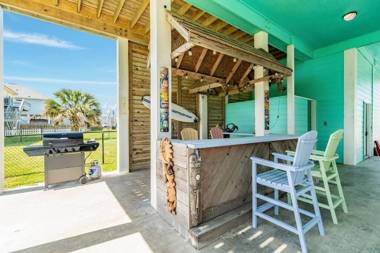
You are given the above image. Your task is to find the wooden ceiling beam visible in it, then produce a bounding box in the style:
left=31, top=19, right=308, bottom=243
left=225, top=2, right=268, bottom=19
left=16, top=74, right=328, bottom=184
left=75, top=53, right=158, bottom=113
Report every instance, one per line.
left=194, top=48, right=207, bottom=72
left=113, top=0, right=126, bottom=23
left=176, top=53, right=184, bottom=68
left=77, top=0, right=82, bottom=12
left=202, top=15, right=217, bottom=27
left=215, top=22, right=228, bottom=32
left=226, top=59, right=242, bottom=84
left=54, top=0, right=59, bottom=6
left=233, top=32, right=246, bottom=40
left=193, top=10, right=205, bottom=21
left=172, top=68, right=225, bottom=84
left=239, top=64, right=253, bottom=87
left=96, top=0, right=105, bottom=18
left=224, top=26, right=238, bottom=35
left=171, top=42, right=194, bottom=59
left=0, top=0, right=148, bottom=45
left=189, top=82, right=223, bottom=94
left=131, top=0, right=149, bottom=28
left=227, top=74, right=276, bottom=96
left=177, top=3, right=192, bottom=15
left=210, top=53, right=224, bottom=76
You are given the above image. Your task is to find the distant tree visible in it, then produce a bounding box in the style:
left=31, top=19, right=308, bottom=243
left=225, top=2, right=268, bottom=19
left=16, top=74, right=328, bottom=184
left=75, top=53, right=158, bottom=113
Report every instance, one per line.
left=45, top=89, right=101, bottom=131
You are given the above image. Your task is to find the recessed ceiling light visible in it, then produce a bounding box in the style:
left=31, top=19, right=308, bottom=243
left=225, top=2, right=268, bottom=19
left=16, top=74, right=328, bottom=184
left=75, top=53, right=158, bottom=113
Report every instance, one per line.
left=343, top=11, right=357, bottom=22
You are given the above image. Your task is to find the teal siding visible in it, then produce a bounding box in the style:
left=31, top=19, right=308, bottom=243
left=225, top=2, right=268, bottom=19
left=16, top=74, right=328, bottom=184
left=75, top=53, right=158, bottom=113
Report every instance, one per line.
left=296, top=52, right=344, bottom=162
left=225, top=96, right=309, bottom=135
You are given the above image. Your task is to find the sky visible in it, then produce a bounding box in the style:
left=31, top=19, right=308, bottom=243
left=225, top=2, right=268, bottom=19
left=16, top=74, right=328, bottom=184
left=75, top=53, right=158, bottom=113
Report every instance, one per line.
left=3, top=11, right=117, bottom=111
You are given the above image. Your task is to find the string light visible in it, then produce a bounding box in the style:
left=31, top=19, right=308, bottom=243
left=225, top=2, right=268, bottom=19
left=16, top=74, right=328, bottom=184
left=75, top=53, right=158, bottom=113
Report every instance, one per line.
left=213, top=50, right=217, bottom=55
left=175, top=57, right=178, bottom=63
left=188, top=50, right=193, bottom=56
left=185, top=74, right=188, bottom=79
left=233, top=58, right=237, bottom=62
left=200, top=77, right=204, bottom=82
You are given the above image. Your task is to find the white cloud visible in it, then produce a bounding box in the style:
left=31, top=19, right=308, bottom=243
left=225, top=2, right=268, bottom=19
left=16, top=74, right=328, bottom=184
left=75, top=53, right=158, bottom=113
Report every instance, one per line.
left=3, top=30, right=83, bottom=50
left=5, top=76, right=115, bottom=86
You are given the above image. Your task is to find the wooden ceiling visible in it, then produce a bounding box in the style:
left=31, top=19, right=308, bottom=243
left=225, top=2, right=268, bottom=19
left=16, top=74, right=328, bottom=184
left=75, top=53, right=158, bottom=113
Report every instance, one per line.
left=0, top=0, right=286, bottom=59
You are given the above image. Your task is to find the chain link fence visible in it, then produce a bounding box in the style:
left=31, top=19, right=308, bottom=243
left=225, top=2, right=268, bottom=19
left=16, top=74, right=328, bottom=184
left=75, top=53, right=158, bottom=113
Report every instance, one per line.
left=4, top=130, right=117, bottom=189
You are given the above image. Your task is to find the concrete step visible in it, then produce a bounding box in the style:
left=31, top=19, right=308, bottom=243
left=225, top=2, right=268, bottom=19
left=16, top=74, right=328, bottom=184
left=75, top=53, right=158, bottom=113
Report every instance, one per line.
left=189, top=203, right=251, bottom=249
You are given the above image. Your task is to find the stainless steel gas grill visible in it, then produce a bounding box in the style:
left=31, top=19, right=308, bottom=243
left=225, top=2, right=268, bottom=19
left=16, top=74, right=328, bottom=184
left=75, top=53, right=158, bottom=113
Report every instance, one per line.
left=23, top=132, right=99, bottom=188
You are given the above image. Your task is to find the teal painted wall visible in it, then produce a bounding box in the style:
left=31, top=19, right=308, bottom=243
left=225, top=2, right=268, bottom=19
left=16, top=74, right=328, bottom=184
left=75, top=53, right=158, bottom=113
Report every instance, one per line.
left=295, top=52, right=344, bottom=161
left=225, top=96, right=309, bottom=135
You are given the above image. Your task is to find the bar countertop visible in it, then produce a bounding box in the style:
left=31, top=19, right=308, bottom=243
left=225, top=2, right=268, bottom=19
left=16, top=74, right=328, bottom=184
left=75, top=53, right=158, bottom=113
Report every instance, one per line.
left=170, top=134, right=299, bottom=149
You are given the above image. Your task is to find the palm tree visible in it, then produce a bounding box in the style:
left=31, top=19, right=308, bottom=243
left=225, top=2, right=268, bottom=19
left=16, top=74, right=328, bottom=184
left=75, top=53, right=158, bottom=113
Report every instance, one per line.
left=45, top=89, right=101, bottom=131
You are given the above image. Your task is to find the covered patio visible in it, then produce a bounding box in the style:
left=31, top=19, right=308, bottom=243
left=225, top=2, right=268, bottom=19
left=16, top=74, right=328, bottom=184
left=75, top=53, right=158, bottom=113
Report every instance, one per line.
left=0, top=159, right=379, bottom=252
left=1, top=0, right=380, bottom=252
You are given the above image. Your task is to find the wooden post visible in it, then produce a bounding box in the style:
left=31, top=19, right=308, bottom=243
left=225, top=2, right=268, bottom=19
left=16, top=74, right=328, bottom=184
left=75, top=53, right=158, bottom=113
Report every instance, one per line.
left=150, top=0, right=172, bottom=209
left=287, top=44, right=295, bottom=135
left=117, top=38, right=129, bottom=173
left=254, top=31, right=269, bottom=136
left=198, top=94, right=208, bottom=139
left=0, top=7, right=4, bottom=193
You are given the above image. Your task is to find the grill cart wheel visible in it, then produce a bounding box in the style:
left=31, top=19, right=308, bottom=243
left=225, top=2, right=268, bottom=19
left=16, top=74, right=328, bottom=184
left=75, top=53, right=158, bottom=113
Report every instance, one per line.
left=79, top=175, right=88, bottom=184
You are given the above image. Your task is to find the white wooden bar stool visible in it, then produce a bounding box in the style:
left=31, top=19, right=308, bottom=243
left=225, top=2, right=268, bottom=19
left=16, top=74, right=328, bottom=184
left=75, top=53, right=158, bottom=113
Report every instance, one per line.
left=251, top=131, right=325, bottom=253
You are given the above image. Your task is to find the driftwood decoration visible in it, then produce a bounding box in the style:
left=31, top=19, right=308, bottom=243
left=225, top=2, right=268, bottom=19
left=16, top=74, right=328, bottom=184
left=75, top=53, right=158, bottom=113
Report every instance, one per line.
left=160, top=138, right=177, bottom=215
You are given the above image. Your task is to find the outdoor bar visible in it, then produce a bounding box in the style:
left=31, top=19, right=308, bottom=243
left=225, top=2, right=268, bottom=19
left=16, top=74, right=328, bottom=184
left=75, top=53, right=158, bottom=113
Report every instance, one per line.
left=152, top=6, right=297, bottom=249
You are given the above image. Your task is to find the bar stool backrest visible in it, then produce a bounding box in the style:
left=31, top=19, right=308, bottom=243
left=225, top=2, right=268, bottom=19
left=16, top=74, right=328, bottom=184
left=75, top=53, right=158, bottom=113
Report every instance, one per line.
left=292, top=130, right=318, bottom=184
left=181, top=128, right=198, bottom=140
left=324, top=129, right=344, bottom=159
left=210, top=127, right=224, bottom=139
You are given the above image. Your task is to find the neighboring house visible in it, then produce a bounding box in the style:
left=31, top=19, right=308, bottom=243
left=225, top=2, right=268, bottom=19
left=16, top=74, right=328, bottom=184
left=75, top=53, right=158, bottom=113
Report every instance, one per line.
left=4, top=84, right=50, bottom=126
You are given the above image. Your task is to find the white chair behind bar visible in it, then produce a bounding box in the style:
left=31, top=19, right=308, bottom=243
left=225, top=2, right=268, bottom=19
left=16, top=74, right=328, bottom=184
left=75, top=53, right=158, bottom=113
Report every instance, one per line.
left=251, top=130, right=324, bottom=253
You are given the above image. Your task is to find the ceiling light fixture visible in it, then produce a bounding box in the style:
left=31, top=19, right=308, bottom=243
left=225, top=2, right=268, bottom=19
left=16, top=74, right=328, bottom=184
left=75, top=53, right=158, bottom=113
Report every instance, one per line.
left=343, top=11, right=357, bottom=22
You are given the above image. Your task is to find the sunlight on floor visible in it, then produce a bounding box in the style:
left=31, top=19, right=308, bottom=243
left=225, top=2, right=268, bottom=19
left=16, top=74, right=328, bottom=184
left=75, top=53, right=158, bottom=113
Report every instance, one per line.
left=70, top=233, right=153, bottom=253
left=259, top=236, right=274, bottom=248
left=0, top=181, right=131, bottom=252
left=273, top=243, right=288, bottom=253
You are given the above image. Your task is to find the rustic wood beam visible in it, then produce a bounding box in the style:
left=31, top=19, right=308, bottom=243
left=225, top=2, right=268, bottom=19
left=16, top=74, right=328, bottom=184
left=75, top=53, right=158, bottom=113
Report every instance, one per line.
left=242, top=36, right=254, bottom=43
left=193, top=10, right=204, bottom=21
left=210, top=53, right=224, bottom=76
left=233, top=32, right=246, bottom=40
left=0, top=0, right=148, bottom=45
left=226, top=59, right=242, bottom=84
left=176, top=53, right=184, bottom=68
left=77, top=0, right=82, bottom=12
left=113, top=0, right=126, bottom=23
left=190, top=36, right=291, bottom=75
left=194, top=48, right=207, bottom=72
left=172, top=68, right=225, bottom=84
left=202, top=15, right=217, bottom=27
left=189, top=82, right=223, bottom=94
left=97, top=0, right=105, bottom=18
left=171, top=42, right=194, bottom=59
left=239, top=64, right=253, bottom=87
left=54, top=0, right=59, bottom=6
left=215, top=22, right=228, bottom=32
left=177, top=3, right=192, bottom=15
left=167, top=13, right=190, bottom=41
left=224, top=26, right=237, bottom=35
left=131, top=0, right=149, bottom=28
left=224, top=75, right=276, bottom=96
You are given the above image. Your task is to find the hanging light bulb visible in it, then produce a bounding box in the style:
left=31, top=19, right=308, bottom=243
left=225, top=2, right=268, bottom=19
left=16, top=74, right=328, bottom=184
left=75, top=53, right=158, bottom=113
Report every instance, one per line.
left=200, top=77, right=204, bottom=82
left=174, top=57, right=178, bottom=63
left=233, top=58, right=237, bottom=62
left=213, top=50, right=217, bottom=55
left=185, top=74, right=188, bottom=79
left=188, top=50, right=193, bottom=56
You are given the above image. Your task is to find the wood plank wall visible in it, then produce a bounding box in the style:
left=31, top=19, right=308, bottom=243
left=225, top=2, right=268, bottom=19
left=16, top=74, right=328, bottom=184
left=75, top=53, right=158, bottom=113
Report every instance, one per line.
left=129, top=42, right=150, bottom=171
left=128, top=42, right=225, bottom=171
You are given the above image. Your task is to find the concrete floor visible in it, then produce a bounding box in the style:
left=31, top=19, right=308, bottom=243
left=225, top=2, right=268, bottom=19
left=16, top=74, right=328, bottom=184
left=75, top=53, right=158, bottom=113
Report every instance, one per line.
left=1, top=158, right=380, bottom=253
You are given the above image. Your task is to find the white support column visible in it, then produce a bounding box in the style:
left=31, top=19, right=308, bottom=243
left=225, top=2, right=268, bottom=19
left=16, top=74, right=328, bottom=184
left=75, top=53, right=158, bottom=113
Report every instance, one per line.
left=287, top=44, right=295, bottom=135
left=150, top=0, right=172, bottom=209
left=344, top=48, right=358, bottom=165
left=254, top=31, right=269, bottom=136
left=117, top=38, right=129, bottom=174
left=310, top=100, right=317, bottom=131
left=0, top=7, right=4, bottom=193
left=198, top=94, right=208, bottom=139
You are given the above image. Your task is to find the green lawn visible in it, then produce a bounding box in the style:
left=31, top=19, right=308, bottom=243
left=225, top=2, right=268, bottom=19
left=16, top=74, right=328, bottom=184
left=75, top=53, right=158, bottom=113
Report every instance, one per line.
left=4, top=131, right=117, bottom=189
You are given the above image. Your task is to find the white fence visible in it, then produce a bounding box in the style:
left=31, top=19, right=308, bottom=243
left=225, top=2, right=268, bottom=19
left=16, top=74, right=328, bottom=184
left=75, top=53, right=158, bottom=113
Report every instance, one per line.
left=5, top=127, right=72, bottom=137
